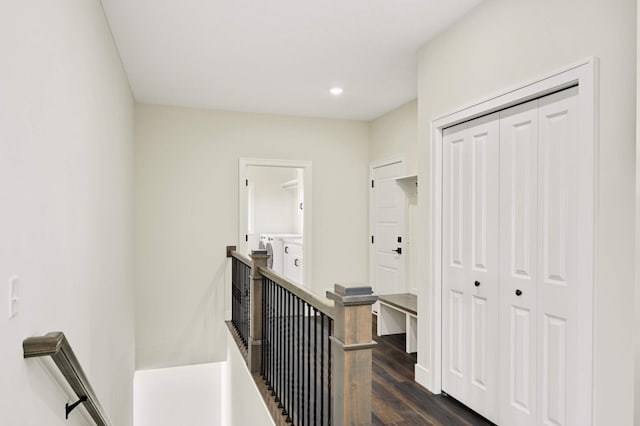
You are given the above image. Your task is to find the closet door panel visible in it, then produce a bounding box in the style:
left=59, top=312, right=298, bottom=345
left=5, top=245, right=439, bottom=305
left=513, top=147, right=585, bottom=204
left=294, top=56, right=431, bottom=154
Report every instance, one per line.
left=537, top=86, right=579, bottom=426
left=499, top=101, right=538, bottom=426
left=442, top=115, right=499, bottom=424
left=441, top=123, right=469, bottom=402
left=466, top=115, right=499, bottom=422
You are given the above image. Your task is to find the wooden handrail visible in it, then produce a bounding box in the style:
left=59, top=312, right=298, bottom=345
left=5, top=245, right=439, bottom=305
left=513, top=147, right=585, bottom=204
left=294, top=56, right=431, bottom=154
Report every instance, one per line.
left=23, top=332, right=111, bottom=426
left=230, top=248, right=334, bottom=317
left=259, top=265, right=335, bottom=319
left=229, top=249, right=252, bottom=267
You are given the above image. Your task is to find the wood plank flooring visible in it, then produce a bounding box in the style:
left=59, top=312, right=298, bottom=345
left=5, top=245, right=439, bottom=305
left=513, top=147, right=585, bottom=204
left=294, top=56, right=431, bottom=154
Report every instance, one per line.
left=372, top=315, right=495, bottom=426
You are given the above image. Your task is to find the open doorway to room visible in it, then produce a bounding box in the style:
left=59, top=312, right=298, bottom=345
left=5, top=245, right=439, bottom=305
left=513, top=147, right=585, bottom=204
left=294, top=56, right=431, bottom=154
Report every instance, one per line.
left=238, top=158, right=312, bottom=288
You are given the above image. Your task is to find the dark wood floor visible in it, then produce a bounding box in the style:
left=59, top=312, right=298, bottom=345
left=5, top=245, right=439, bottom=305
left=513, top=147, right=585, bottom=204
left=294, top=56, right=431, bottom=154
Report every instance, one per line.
left=372, top=316, right=495, bottom=426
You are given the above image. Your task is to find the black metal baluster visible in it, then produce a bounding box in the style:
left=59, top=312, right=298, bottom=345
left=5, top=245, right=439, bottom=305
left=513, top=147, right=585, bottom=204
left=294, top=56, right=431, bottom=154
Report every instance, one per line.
left=233, top=259, right=237, bottom=335
left=264, top=278, right=268, bottom=384
left=287, top=290, right=293, bottom=422
left=241, top=262, right=245, bottom=345
left=298, top=295, right=302, bottom=426
left=276, top=282, right=281, bottom=401
left=268, top=280, right=274, bottom=394
left=313, top=307, right=318, bottom=425
left=278, top=287, right=285, bottom=409
left=234, top=260, right=237, bottom=330
left=292, top=294, right=297, bottom=426
left=245, top=263, right=250, bottom=346
left=280, top=289, right=289, bottom=416
left=297, top=297, right=303, bottom=426
left=306, top=302, right=310, bottom=426
left=270, top=279, right=274, bottom=391
left=266, top=279, right=273, bottom=384
left=239, top=261, right=241, bottom=340
left=273, top=285, right=282, bottom=407
left=231, top=259, right=235, bottom=330
left=273, top=280, right=278, bottom=397
left=238, top=261, right=241, bottom=342
left=320, top=313, right=324, bottom=425
left=283, top=289, right=290, bottom=420
left=261, top=276, right=265, bottom=378
left=328, top=318, right=332, bottom=424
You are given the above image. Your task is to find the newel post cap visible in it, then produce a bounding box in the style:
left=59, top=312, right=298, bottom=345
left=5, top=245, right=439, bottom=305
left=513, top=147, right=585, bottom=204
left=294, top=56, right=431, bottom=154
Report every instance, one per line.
left=326, top=283, right=378, bottom=306
left=250, top=249, right=269, bottom=260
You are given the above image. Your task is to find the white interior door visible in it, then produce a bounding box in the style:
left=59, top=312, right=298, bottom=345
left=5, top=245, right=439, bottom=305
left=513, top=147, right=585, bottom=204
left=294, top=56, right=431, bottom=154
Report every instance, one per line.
left=498, top=88, right=583, bottom=426
left=370, top=160, right=405, bottom=297
left=535, top=87, right=582, bottom=426
left=441, top=114, right=499, bottom=423
left=498, top=100, right=539, bottom=426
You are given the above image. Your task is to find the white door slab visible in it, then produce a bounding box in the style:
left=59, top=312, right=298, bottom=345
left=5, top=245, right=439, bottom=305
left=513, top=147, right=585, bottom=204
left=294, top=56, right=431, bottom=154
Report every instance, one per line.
left=499, top=100, right=539, bottom=426
left=442, top=114, right=499, bottom=423
left=536, top=87, right=581, bottom=426
left=370, top=160, right=405, bottom=296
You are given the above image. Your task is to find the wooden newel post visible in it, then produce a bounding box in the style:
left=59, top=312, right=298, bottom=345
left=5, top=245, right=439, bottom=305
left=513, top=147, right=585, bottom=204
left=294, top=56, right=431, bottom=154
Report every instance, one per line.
left=327, top=284, right=378, bottom=426
left=248, top=249, right=268, bottom=373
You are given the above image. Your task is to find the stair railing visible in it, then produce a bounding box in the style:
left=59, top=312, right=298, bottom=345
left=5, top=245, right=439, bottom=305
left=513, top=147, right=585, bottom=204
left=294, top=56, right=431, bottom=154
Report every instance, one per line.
left=228, top=247, right=377, bottom=425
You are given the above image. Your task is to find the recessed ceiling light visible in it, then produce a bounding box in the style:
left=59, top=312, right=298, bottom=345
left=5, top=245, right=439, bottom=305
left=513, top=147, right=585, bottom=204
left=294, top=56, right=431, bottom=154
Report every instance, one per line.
left=329, top=87, right=344, bottom=96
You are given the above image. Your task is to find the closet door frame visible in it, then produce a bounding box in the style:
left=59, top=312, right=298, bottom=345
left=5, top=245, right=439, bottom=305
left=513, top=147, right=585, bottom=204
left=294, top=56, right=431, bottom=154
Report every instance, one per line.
left=422, top=57, right=597, bottom=424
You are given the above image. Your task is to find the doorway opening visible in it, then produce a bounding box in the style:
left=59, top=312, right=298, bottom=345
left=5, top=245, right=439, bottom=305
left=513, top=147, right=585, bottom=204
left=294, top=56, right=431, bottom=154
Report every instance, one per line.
left=239, top=158, right=312, bottom=287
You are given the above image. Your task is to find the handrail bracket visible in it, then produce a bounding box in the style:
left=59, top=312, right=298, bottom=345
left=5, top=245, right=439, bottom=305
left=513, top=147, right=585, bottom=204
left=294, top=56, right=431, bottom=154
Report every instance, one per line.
left=66, top=395, right=88, bottom=419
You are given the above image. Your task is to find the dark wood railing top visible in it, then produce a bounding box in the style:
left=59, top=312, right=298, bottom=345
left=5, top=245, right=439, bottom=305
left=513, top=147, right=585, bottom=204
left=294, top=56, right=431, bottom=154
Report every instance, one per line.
left=259, top=266, right=335, bottom=319
left=23, top=332, right=111, bottom=426
left=230, top=249, right=252, bottom=267
left=230, top=249, right=335, bottom=319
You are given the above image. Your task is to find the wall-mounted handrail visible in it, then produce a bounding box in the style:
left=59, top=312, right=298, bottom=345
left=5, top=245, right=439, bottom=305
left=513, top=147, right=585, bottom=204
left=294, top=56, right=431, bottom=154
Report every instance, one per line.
left=23, top=332, right=111, bottom=426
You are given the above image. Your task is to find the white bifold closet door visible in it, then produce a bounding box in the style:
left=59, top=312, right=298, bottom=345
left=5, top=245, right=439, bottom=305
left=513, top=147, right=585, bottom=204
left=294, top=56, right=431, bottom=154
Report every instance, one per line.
left=442, top=113, right=500, bottom=423
left=443, top=86, right=585, bottom=426
left=498, top=99, right=539, bottom=425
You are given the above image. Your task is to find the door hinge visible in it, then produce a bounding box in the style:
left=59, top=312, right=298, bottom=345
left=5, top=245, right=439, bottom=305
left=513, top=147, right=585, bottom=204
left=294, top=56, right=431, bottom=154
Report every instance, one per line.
left=245, top=234, right=248, bottom=242
left=371, top=235, right=374, bottom=244
left=371, top=179, right=374, bottom=188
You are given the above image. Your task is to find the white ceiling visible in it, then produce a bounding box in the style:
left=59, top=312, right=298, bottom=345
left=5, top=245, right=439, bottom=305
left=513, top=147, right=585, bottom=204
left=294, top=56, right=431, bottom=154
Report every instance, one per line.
left=101, top=0, right=481, bottom=121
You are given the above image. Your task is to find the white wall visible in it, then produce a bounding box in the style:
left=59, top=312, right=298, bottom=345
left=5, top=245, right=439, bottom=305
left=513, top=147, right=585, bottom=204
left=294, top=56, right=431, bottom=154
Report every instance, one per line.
left=248, top=166, right=299, bottom=238
left=415, top=0, right=636, bottom=424
left=135, top=104, right=369, bottom=369
left=134, top=332, right=275, bottom=426
left=370, top=100, right=418, bottom=175
left=225, top=329, right=274, bottom=426
left=0, top=0, right=135, bottom=424
left=134, top=363, right=224, bottom=426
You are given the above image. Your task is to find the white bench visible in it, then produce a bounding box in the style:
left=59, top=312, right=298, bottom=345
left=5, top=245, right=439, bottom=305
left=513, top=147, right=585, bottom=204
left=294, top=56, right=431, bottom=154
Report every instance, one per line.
left=376, top=293, right=417, bottom=353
